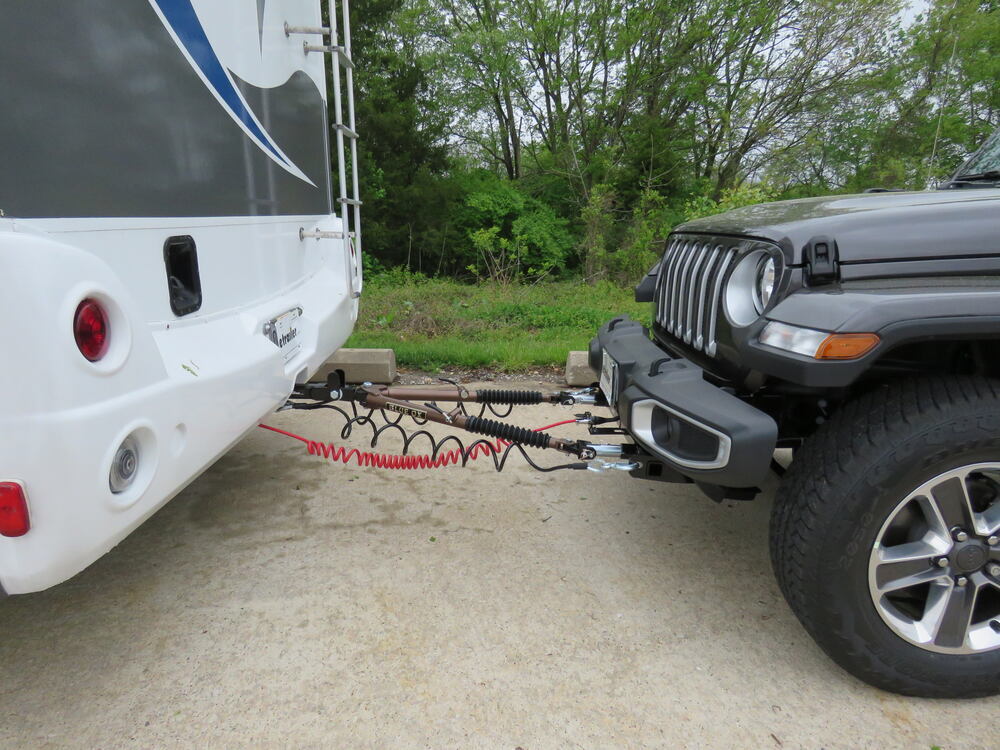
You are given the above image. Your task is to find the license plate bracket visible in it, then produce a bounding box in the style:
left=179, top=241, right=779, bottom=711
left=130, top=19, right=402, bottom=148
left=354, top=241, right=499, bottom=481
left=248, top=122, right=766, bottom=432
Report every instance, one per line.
left=599, top=350, right=618, bottom=409
left=264, top=307, right=303, bottom=363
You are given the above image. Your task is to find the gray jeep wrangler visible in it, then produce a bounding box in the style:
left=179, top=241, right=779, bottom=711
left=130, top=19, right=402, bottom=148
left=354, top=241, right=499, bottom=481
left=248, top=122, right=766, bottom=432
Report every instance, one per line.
left=591, top=128, right=1000, bottom=697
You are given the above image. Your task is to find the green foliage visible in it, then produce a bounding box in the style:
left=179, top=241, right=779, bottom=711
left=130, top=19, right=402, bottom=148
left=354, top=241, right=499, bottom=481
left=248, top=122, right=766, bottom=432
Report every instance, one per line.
left=336, top=0, right=1000, bottom=371
left=455, top=171, right=574, bottom=282
left=578, top=186, right=675, bottom=284
left=616, top=190, right=677, bottom=281
left=683, top=184, right=779, bottom=222
left=578, top=185, right=616, bottom=281
left=348, top=275, right=648, bottom=369
left=361, top=250, right=387, bottom=277
left=350, top=0, right=450, bottom=272
left=346, top=0, right=1000, bottom=281
left=764, top=0, right=1000, bottom=194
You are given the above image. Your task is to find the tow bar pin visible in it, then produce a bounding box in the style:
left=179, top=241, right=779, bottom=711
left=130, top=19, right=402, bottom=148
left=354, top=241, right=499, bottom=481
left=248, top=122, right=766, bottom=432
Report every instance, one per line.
left=587, top=459, right=640, bottom=473
left=561, top=388, right=599, bottom=406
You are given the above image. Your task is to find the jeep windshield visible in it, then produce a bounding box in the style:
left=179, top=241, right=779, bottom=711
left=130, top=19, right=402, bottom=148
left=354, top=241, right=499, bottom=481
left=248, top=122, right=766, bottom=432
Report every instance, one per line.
left=944, top=127, right=1000, bottom=187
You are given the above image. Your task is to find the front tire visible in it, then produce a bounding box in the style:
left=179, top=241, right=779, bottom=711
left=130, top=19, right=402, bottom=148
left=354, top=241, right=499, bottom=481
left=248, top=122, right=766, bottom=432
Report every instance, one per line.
left=770, top=377, right=1000, bottom=697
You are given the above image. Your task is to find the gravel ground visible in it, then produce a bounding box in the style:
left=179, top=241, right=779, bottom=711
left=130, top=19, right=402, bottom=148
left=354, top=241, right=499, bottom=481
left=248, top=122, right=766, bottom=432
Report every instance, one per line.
left=0, top=381, right=995, bottom=749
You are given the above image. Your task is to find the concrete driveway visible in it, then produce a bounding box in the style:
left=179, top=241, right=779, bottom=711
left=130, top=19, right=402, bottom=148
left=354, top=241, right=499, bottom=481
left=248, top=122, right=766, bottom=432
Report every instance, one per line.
left=1, top=382, right=994, bottom=748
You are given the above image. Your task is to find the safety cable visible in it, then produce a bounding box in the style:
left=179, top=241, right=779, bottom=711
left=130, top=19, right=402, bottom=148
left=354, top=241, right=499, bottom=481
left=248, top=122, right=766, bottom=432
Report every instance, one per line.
left=258, top=415, right=583, bottom=472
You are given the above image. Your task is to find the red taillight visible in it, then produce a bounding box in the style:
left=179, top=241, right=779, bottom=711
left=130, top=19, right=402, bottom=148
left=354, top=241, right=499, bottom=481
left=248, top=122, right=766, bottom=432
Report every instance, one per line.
left=74, top=298, right=110, bottom=361
left=0, top=482, right=30, bottom=537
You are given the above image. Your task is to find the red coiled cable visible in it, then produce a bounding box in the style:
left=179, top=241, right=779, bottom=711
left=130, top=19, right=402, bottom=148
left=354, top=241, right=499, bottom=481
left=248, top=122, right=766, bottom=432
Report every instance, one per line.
left=258, top=419, right=577, bottom=470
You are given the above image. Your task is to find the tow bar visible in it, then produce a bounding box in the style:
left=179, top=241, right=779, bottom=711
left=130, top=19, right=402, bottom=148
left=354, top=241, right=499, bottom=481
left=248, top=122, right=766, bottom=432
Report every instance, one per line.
left=259, top=378, right=642, bottom=474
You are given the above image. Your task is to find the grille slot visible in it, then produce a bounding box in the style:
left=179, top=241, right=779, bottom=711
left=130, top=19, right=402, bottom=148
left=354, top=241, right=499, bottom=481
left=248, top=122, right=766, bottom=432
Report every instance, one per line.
left=654, top=236, right=738, bottom=357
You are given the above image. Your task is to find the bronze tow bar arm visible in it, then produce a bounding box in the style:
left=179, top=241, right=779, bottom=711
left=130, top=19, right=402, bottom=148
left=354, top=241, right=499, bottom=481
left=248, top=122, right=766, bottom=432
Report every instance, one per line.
left=359, top=384, right=598, bottom=460
left=368, top=384, right=601, bottom=407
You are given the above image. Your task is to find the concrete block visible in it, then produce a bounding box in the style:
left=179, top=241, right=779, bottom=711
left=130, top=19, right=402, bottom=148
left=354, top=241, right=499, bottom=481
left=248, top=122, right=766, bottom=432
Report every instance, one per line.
left=565, top=350, right=598, bottom=387
left=315, top=348, right=397, bottom=384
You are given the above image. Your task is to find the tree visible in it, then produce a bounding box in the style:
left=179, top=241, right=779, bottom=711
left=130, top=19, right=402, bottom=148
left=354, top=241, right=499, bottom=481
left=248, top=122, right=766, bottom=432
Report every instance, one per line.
left=349, top=0, right=451, bottom=268
left=344, top=0, right=1000, bottom=277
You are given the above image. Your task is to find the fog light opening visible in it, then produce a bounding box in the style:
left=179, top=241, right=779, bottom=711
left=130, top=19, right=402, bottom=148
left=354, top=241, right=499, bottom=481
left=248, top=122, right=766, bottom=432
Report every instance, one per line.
left=630, top=400, right=733, bottom=470
left=110, top=435, right=141, bottom=494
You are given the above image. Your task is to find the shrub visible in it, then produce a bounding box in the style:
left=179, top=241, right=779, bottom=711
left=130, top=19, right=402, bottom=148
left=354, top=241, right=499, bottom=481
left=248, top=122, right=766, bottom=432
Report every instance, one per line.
left=683, top=183, right=777, bottom=222
left=460, top=173, right=574, bottom=283
left=578, top=186, right=677, bottom=284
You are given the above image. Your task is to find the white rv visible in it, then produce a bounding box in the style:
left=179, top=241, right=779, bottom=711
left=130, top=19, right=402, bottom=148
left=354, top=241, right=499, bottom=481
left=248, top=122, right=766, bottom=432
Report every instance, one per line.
left=0, top=0, right=362, bottom=593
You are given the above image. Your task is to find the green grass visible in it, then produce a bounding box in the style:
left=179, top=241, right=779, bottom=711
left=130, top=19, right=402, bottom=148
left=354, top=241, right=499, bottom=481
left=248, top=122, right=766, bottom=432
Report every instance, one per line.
left=346, top=272, right=649, bottom=370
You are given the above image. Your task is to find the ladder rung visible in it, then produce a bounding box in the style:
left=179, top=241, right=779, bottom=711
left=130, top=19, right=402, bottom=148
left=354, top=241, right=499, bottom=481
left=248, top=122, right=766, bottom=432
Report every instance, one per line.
left=285, top=23, right=330, bottom=36
left=303, top=43, right=355, bottom=68
left=338, top=197, right=363, bottom=206
left=335, top=47, right=355, bottom=69
left=334, top=124, right=359, bottom=139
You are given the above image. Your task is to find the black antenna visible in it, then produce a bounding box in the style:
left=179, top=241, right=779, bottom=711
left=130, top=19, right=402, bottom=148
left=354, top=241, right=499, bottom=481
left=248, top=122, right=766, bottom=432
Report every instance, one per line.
left=927, top=6, right=961, bottom=186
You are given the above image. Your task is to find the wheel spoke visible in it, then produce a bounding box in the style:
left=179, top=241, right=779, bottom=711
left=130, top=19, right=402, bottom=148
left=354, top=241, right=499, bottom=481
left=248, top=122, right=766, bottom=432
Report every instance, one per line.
left=874, top=541, right=948, bottom=592
left=926, top=582, right=978, bottom=649
left=979, top=501, right=1000, bottom=538
left=930, top=476, right=976, bottom=532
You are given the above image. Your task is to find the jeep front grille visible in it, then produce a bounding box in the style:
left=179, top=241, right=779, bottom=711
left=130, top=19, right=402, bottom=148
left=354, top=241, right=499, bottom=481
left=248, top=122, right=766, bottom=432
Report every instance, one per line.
left=653, top=235, right=738, bottom=357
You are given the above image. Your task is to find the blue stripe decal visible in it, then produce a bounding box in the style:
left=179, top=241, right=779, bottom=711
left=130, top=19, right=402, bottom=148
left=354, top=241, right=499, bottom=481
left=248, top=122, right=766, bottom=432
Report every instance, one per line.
left=151, top=0, right=289, bottom=165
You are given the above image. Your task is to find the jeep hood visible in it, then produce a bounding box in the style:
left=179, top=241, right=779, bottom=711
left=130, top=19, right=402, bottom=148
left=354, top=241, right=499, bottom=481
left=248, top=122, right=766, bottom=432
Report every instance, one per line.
left=676, top=189, right=1000, bottom=265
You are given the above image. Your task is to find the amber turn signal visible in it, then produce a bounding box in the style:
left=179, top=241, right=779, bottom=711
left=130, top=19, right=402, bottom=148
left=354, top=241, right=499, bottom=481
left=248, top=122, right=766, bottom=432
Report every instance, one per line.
left=815, top=333, right=880, bottom=360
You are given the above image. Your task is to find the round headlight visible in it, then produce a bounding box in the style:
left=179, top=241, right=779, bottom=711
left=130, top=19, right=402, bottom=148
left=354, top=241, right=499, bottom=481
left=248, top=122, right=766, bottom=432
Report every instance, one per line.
left=724, top=249, right=780, bottom=327
left=754, top=256, right=776, bottom=313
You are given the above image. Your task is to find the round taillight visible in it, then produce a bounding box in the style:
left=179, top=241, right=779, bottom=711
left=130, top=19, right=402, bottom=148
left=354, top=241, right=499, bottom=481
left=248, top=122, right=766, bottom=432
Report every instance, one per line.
left=74, top=298, right=110, bottom=362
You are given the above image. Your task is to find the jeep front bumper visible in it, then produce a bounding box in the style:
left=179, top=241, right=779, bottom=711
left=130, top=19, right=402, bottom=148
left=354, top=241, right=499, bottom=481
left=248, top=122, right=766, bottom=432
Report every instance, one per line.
left=589, top=316, right=777, bottom=489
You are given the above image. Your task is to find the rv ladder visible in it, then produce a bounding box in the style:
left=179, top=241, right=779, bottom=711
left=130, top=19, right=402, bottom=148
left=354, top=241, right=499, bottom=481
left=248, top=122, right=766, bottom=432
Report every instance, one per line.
left=288, top=2, right=363, bottom=299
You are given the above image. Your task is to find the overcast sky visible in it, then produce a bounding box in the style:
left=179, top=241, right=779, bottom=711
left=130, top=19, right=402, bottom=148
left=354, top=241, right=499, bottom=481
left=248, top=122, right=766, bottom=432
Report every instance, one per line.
left=900, top=0, right=930, bottom=26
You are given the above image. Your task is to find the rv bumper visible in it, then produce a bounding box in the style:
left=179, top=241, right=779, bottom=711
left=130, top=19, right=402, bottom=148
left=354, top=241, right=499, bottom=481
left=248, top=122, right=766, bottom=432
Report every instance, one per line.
left=589, top=316, right=777, bottom=489
left=0, top=232, right=357, bottom=595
